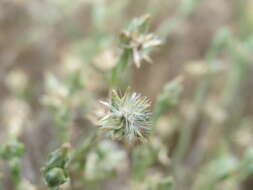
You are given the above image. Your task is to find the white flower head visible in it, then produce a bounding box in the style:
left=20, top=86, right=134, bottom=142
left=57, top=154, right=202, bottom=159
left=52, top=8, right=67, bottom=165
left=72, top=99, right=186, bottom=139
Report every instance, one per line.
left=98, top=88, right=152, bottom=141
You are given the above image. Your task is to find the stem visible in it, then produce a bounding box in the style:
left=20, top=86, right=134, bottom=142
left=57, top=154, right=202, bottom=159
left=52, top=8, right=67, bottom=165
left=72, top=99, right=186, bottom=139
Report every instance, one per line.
left=172, top=74, right=211, bottom=167
left=110, top=49, right=131, bottom=87
left=49, top=187, right=59, bottom=190
left=9, top=158, right=22, bottom=190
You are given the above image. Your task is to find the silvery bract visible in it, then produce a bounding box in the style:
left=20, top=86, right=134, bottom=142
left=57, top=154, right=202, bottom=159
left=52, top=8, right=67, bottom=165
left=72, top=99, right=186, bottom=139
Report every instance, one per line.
left=98, top=88, right=152, bottom=141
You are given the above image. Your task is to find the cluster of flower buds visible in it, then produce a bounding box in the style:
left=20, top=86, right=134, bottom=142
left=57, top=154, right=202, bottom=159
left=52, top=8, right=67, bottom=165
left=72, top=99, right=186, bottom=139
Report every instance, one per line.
left=41, top=143, right=71, bottom=190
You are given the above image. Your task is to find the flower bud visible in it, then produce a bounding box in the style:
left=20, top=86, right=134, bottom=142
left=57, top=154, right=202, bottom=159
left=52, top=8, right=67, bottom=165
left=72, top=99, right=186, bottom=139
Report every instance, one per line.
left=44, top=167, right=68, bottom=188
left=42, top=143, right=71, bottom=189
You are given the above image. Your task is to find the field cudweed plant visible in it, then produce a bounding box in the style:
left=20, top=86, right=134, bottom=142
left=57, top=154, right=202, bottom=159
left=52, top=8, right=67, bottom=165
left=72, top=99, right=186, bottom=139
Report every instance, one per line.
left=1, top=1, right=253, bottom=190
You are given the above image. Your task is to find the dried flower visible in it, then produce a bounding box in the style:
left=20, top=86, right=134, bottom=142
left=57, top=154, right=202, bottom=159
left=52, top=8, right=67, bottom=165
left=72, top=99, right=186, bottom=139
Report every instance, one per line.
left=120, top=15, right=162, bottom=68
left=98, top=88, right=152, bottom=141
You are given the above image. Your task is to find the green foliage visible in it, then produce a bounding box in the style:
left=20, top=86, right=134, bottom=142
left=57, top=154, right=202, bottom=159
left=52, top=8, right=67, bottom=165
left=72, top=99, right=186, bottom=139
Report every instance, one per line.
left=84, top=140, right=125, bottom=181
left=147, top=177, right=174, bottom=190
left=153, top=76, right=183, bottom=125
left=0, top=139, right=25, bottom=160
left=0, top=139, right=25, bottom=188
left=132, top=144, right=157, bottom=180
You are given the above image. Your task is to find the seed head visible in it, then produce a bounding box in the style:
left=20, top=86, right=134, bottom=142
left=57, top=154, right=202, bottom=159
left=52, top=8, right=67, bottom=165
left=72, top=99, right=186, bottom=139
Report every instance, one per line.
left=98, top=88, right=152, bottom=141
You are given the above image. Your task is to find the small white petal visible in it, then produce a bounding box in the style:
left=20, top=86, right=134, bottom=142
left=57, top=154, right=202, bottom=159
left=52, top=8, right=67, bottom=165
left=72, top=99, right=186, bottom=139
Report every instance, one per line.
left=133, top=48, right=141, bottom=68
left=100, top=100, right=110, bottom=107
left=143, top=39, right=162, bottom=49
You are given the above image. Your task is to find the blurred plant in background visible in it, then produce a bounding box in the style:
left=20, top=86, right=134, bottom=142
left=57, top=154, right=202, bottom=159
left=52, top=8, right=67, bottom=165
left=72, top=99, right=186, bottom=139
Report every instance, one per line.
left=1, top=0, right=253, bottom=190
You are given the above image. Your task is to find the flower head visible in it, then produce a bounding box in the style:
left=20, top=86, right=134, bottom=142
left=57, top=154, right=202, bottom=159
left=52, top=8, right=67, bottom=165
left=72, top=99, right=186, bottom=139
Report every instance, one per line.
left=119, top=15, right=162, bottom=68
left=98, top=88, right=152, bottom=141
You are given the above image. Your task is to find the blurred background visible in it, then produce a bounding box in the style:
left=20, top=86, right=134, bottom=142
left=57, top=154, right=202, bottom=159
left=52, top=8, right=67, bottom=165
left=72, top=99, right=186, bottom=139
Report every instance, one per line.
left=0, top=0, right=253, bottom=190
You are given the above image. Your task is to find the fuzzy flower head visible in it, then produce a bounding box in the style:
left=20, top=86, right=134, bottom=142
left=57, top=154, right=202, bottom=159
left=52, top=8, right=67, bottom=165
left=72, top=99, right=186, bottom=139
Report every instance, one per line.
left=98, top=88, right=152, bottom=141
left=119, top=14, right=162, bottom=68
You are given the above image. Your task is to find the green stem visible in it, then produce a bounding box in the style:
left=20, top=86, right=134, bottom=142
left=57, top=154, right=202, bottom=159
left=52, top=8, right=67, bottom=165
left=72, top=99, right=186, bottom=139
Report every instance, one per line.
left=110, top=49, right=131, bottom=87
left=49, top=187, right=59, bottom=190
left=172, top=79, right=210, bottom=164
